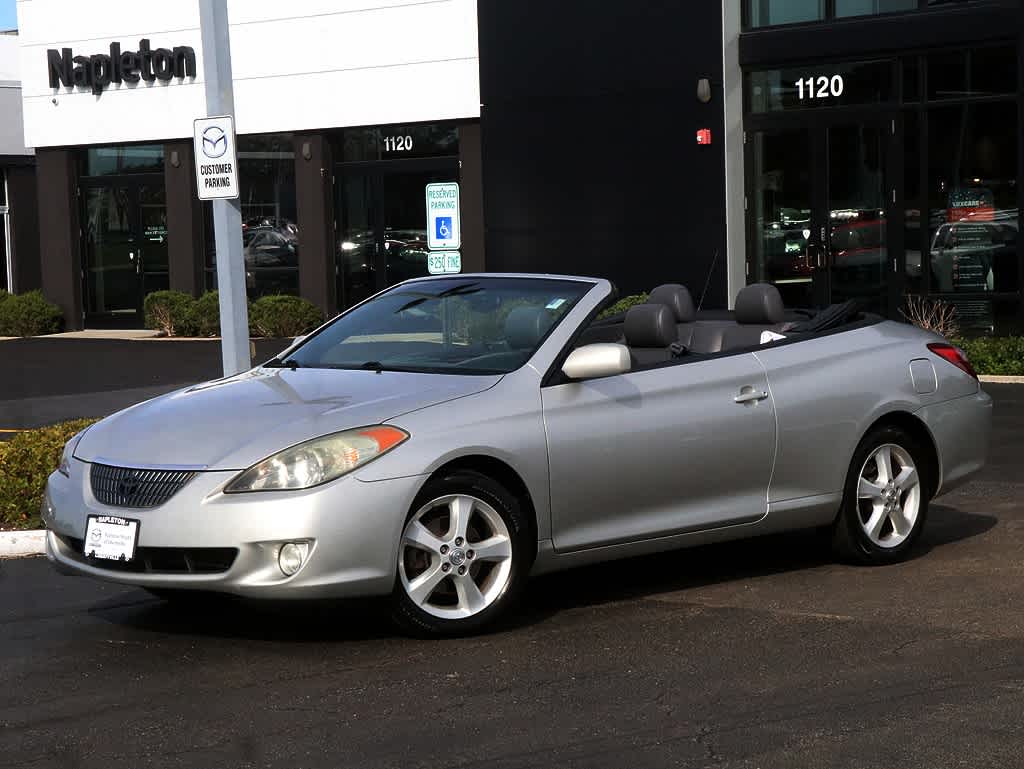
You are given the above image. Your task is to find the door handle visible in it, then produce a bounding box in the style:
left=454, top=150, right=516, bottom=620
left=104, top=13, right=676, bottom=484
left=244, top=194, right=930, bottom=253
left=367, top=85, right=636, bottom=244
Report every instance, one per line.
left=734, top=388, right=769, bottom=404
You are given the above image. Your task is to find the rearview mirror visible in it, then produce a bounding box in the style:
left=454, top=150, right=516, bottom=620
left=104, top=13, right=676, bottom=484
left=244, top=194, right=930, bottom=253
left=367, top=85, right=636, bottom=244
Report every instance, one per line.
left=561, top=344, right=631, bottom=380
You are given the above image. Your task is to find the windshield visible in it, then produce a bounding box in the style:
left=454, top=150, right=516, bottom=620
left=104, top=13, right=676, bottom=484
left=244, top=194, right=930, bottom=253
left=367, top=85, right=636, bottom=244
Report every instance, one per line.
left=283, top=277, right=594, bottom=374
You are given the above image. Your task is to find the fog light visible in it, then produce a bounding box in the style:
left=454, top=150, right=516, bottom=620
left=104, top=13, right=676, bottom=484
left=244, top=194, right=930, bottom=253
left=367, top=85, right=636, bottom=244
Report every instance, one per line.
left=278, top=542, right=308, bottom=576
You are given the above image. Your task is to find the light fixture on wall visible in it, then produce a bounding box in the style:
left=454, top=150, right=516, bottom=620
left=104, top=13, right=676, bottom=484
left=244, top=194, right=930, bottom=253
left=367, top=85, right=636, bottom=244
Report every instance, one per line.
left=169, top=150, right=181, bottom=168
left=697, top=78, right=712, bottom=104
left=302, top=141, right=312, bottom=161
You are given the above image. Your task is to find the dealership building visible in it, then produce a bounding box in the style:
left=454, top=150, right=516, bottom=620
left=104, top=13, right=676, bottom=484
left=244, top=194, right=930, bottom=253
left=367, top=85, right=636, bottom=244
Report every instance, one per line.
left=0, top=30, right=36, bottom=296
left=10, top=0, right=1024, bottom=334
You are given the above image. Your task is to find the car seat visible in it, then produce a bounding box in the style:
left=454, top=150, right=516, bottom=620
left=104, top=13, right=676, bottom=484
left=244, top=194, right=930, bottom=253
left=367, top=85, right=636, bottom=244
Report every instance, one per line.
left=624, top=304, right=678, bottom=366
left=647, top=284, right=697, bottom=348
left=719, top=283, right=788, bottom=351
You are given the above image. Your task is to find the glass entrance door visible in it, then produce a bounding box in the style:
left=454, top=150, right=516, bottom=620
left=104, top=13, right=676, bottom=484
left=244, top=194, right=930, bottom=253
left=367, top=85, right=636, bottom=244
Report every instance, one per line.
left=82, top=179, right=169, bottom=326
left=336, top=162, right=459, bottom=310
left=824, top=120, right=891, bottom=314
left=748, top=116, right=898, bottom=314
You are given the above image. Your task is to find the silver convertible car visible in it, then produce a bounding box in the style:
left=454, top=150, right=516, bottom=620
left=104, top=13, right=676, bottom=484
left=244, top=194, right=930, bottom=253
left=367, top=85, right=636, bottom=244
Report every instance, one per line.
left=43, top=274, right=992, bottom=635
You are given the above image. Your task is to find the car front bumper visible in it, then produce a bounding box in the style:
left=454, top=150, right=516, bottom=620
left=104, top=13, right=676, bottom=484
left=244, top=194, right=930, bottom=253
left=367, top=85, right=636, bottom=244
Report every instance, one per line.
left=43, top=461, right=426, bottom=599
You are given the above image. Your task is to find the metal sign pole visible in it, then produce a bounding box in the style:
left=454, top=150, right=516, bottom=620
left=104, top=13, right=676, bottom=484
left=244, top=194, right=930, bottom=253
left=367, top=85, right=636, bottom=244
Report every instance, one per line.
left=198, top=0, right=250, bottom=376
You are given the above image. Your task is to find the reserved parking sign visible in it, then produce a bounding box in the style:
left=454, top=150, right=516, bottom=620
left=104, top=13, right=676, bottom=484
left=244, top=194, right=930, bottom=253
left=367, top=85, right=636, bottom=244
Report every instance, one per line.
left=426, top=183, right=461, bottom=251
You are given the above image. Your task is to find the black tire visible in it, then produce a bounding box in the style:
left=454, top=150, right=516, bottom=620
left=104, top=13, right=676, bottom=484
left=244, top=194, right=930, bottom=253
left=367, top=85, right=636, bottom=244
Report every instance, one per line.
left=832, top=425, right=931, bottom=564
left=390, top=470, right=533, bottom=637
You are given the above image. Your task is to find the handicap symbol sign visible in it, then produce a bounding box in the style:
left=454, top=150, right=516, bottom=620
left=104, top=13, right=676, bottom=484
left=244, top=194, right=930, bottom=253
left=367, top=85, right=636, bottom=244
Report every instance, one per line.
left=435, top=217, right=453, bottom=241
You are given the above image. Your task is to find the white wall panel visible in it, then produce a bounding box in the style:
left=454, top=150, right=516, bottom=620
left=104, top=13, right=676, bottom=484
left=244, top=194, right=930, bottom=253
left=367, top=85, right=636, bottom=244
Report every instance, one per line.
left=16, top=0, right=480, bottom=148
left=0, top=34, right=20, bottom=81
left=15, top=1, right=200, bottom=47
left=0, top=35, right=31, bottom=155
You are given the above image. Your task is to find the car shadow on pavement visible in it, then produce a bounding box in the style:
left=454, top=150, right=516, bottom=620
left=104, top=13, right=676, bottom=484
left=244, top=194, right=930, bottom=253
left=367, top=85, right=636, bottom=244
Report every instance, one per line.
left=501, top=503, right=997, bottom=632
left=90, top=592, right=397, bottom=643
left=90, top=504, right=995, bottom=641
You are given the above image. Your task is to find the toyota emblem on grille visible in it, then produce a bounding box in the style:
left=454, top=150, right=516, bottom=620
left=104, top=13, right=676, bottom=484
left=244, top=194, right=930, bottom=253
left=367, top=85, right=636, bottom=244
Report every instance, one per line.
left=117, top=474, right=140, bottom=498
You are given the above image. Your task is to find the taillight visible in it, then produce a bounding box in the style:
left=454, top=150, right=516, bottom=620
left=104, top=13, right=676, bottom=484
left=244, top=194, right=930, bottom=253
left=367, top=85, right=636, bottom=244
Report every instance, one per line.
left=927, top=342, right=978, bottom=380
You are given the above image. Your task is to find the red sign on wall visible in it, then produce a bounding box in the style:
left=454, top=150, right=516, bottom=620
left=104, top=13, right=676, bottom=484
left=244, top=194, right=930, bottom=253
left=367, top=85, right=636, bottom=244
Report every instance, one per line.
left=696, top=128, right=712, bottom=145
left=947, top=187, right=995, bottom=223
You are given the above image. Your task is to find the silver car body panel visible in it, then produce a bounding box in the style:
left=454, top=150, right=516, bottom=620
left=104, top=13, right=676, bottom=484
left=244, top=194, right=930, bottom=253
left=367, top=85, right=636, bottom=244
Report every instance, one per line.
left=75, top=367, right=502, bottom=470
left=542, top=353, right=774, bottom=551
left=44, top=273, right=992, bottom=597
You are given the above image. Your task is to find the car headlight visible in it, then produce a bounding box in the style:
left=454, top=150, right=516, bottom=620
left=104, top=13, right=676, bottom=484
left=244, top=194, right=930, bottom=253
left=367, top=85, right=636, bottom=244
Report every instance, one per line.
left=224, top=426, right=409, bottom=493
left=58, top=428, right=90, bottom=477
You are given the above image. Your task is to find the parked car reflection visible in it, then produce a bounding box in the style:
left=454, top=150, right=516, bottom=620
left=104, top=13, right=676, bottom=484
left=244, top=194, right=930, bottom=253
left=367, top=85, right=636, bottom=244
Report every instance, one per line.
left=930, top=221, right=1018, bottom=293
left=243, top=227, right=299, bottom=297
left=385, top=228, right=431, bottom=284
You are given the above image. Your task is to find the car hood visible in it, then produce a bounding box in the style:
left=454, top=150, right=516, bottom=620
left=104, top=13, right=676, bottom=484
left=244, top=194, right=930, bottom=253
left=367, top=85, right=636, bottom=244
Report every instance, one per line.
left=75, top=367, right=501, bottom=470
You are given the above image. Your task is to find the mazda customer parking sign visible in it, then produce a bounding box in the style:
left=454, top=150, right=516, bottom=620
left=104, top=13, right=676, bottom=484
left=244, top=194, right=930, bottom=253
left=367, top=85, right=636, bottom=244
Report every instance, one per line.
left=193, top=115, right=239, bottom=200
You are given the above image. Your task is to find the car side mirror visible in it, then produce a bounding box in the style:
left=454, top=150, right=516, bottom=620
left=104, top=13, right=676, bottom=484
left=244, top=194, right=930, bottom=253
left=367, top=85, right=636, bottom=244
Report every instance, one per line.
left=561, top=344, right=631, bottom=380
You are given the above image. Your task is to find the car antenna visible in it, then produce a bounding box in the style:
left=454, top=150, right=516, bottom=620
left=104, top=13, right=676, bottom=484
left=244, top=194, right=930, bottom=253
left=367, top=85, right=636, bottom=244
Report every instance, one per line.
left=696, top=249, right=720, bottom=312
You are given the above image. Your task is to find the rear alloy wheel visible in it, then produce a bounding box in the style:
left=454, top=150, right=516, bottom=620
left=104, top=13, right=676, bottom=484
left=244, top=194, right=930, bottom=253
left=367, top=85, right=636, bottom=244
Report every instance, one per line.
left=391, top=471, right=530, bottom=636
left=832, top=426, right=930, bottom=564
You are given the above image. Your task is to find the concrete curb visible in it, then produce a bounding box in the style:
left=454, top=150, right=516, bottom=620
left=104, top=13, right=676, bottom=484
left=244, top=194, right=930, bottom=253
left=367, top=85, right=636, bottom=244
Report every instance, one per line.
left=0, top=530, right=46, bottom=559
left=980, top=375, right=1024, bottom=384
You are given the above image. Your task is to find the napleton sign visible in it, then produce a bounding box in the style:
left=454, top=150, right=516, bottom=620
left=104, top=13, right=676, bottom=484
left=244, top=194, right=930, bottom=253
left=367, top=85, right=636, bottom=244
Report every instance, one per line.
left=47, top=40, right=197, bottom=95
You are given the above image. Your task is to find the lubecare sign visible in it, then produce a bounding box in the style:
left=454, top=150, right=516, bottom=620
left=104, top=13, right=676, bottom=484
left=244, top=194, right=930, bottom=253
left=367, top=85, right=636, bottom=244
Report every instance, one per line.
left=47, top=40, right=197, bottom=96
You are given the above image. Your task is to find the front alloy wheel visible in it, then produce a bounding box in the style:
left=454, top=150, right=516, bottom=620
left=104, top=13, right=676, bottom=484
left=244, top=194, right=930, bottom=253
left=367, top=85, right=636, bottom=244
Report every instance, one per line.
left=391, top=471, right=530, bottom=636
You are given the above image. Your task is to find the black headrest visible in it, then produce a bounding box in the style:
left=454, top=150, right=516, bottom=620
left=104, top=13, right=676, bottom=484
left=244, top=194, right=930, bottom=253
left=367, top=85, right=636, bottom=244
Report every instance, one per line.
left=624, top=304, right=676, bottom=348
left=505, top=307, right=552, bottom=350
left=734, top=283, right=785, bottom=325
left=648, top=284, right=695, bottom=323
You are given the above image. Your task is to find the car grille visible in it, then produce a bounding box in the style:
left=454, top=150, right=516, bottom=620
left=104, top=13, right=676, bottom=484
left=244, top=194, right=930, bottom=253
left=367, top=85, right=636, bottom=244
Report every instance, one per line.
left=60, top=536, right=237, bottom=574
left=90, top=464, right=197, bottom=508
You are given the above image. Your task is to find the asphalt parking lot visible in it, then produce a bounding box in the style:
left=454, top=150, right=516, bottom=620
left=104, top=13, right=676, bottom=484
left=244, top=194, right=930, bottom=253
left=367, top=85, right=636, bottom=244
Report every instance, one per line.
left=0, top=384, right=1021, bottom=769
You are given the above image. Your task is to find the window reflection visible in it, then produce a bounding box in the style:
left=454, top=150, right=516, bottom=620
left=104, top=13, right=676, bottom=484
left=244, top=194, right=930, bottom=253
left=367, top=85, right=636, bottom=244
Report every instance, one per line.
left=748, top=0, right=825, bottom=28
left=85, top=146, right=164, bottom=176
left=0, top=170, right=7, bottom=292
left=750, top=129, right=815, bottom=308
left=926, top=101, right=1018, bottom=333
left=205, top=133, right=299, bottom=298
left=836, top=0, right=915, bottom=17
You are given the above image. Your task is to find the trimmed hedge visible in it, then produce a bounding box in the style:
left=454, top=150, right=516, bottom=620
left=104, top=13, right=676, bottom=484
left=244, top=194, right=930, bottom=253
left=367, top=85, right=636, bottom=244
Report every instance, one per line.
left=0, top=290, right=63, bottom=337
left=0, top=419, right=98, bottom=530
left=597, top=292, right=649, bottom=320
left=188, top=291, right=222, bottom=337
left=249, top=295, right=323, bottom=338
left=955, top=336, right=1024, bottom=377
left=144, top=290, right=196, bottom=337
left=143, top=291, right=321, bottom=338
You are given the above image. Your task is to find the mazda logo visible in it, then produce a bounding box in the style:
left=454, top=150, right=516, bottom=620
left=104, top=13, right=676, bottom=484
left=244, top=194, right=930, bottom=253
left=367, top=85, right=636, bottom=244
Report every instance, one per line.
left=117, top=474, right=140, bottom=498
left=202, top=126, right=228, bottom=159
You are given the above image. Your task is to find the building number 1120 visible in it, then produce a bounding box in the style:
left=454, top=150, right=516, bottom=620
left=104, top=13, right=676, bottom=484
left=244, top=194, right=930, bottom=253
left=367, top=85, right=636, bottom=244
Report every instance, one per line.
left=795, top=75, right=844, bottom=100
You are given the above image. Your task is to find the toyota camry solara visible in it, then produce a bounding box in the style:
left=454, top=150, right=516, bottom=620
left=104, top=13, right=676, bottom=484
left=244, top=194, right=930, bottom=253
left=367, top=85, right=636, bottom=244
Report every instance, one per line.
left=43, top=274, right=992, bottom=635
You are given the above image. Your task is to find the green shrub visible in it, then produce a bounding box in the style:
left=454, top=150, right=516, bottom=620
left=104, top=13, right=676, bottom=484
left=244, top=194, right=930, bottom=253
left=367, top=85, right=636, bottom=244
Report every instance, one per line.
left=597, top=292, right=650, bottom=320
left=250, top=295, right=323, bottom=338
left=0, top=289, right=9, bottom=309
left=144, top=291, right=196, bottom=337
left=954, top=336, right=1024, bottom=376
left=0, top=290, right=63, bottom=337
left=188, top=291, right=222, bottom=337
left=0, top=419, right=99, bottom=530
